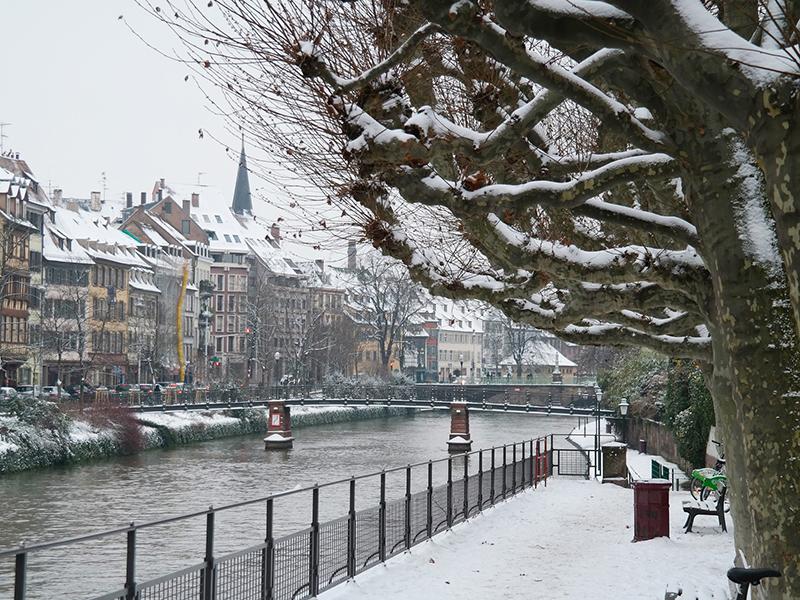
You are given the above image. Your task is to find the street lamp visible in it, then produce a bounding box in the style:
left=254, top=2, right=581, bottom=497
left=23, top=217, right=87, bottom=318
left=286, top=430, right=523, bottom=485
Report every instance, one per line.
left=618, top=397, right=629, bottom=445
left=594, top=383, right=602, bottom=476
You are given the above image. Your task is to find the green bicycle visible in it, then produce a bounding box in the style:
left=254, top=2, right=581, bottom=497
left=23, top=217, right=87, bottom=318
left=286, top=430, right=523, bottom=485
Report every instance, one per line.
left=690, top=440, right=727, bottom=500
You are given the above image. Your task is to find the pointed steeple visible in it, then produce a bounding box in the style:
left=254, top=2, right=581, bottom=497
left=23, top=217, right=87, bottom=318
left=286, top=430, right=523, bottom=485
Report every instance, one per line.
left=232, top=136, right=252, bottom=214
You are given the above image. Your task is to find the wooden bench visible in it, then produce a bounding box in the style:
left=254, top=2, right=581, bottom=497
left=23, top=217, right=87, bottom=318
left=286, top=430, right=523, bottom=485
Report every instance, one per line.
left=682, top=485, right=729, bottom=532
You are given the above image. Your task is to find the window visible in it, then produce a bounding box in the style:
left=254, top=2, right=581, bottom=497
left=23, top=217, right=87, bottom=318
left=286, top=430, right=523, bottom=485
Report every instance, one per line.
left=227, top=336, right=235, bottom=352
left=215, top=215, right=223, bottom=223
left=181, top=220, right=191, bottom=235
left=164, top=201, right=172, bottom=214
left=202, top=214, right=210, bottom=223
left=216, top=274, right=225, bottom=291
left=215, top=337, right=223, bottom=352
left=224, top=234, right=232, bottom=243
left=232, top=235, right=240, bottom=243
left=227, top=315, right=235, bottom=332
left=228, top=295, right=235, bottom=312
left=215, top=315, right=224, bottom=331
left=29, top=251, right=42, bottom=271
left=216, top=295, right=224, bottom=311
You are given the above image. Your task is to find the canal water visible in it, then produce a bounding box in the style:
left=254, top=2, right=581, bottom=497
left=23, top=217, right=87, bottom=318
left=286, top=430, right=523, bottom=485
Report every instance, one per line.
left=0, top=410, right=577, bottom=599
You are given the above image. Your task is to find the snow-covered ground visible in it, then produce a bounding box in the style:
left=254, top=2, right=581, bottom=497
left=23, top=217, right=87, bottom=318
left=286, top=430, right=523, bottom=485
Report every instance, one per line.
left=322, top=479, right=734, bottom=600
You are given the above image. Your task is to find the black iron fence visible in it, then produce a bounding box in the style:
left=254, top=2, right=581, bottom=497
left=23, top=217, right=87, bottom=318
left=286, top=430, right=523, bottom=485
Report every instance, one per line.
left=1, top=438, right=554, bottom=600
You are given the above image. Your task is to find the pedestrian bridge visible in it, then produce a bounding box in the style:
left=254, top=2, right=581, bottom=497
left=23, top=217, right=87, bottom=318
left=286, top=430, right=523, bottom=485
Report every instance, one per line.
left=131, top=396, right=613, bottom=418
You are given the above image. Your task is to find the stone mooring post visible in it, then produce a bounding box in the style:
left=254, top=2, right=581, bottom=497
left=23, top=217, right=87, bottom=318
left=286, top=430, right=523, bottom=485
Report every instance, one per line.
left=264, top=400, right=293, bottom=450
left=447, top=401, right=472, bottom=453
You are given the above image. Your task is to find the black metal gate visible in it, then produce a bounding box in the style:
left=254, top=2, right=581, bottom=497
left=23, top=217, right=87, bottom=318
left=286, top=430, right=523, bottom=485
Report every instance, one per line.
left=550, top=449, right=590, bottom=479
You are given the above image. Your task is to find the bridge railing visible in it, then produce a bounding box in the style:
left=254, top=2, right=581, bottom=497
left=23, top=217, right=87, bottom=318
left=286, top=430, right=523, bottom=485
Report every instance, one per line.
left=0, top=436, right=553, bottom=600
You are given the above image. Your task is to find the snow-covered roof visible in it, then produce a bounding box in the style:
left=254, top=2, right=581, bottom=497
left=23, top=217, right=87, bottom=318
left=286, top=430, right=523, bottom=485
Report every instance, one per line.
left=54, top=206, right=139, bottom=249
left=42, top=222, right=94, bottom=265
left=499, top=340, right=577, bottom=368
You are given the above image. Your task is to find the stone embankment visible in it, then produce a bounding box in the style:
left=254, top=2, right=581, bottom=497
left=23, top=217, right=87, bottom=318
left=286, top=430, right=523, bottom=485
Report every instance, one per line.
left=0, top=405, right=413, bottom=474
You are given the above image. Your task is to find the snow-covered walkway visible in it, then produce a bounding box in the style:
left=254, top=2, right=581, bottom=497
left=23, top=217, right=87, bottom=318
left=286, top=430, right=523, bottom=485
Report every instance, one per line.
left=322, top=479, right=735, bottom=600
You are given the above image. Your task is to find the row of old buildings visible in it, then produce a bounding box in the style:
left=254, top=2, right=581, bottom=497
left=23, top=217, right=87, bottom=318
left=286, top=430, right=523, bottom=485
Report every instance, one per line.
left=0, top=147, right=584, bottom=390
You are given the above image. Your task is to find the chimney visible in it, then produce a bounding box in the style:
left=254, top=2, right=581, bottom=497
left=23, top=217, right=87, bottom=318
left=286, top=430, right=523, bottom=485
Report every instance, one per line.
left=126, top=192, right=133, bottom=208
left=160, top=177, right=165, bottom=189
left=271, top=224, right=281, bottom=243
left=52, top=188, right=63, bottom=206
left=191, top=192, right=200, bottom=207
left=140, top=191, right=147, bottom=205
left=315, top=259, right=324, bottom=272
left=182, top=199, right=190, bottom=213
left=90, top=191, right=101, bottom=211
left=157, top=189, right=163, bottom=202
left=347, top=240, right=357, bottom=270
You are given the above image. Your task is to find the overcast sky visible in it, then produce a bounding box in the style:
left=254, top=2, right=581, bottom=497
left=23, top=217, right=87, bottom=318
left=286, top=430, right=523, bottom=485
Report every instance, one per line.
left=3, top=1, right=333, bottom=260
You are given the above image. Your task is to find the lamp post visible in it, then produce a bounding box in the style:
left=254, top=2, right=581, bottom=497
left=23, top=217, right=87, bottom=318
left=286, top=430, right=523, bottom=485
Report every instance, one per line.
left=459, top=353, right=464, bottom=380
left=594, top=383, right=602, bottom=477
left=618, top=397, right=629, bottom=445
left=274, top=351, right=281, bottom=398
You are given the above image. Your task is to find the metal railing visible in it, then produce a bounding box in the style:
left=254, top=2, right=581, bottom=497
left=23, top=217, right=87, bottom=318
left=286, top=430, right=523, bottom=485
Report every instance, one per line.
left=1, top=437, right=553, bottom=600
left=53, top=383, right=606, bottom=411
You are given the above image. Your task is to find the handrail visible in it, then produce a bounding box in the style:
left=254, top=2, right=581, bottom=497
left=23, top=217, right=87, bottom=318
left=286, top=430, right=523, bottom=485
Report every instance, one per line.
left=0, top=435, right=553, bottom=559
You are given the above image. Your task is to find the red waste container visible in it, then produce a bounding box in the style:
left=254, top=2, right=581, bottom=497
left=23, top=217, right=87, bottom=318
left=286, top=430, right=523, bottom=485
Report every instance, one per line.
left=633, top=480, right=671, bottom=541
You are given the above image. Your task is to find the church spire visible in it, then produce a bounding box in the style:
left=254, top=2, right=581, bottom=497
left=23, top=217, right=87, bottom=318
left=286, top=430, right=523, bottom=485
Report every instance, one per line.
left=231, top=136, right=252, bottom=214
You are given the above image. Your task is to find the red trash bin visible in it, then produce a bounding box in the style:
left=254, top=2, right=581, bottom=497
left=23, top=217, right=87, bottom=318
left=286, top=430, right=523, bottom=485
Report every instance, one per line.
left=633, top=480, right=671, bottom=541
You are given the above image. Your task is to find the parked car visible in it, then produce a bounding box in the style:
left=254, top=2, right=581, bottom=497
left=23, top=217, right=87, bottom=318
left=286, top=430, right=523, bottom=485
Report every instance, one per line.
left=65, top=383, right=96, bottom=397
left=41, top=386, right=72, bottom=400
left=15, top=385, right=41, bottom=398
left=0, top=387, right=18, bottom=399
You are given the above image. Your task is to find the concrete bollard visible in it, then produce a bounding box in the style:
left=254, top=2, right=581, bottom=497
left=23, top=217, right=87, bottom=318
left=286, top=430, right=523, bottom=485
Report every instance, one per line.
left=447, top=401, right=472, bottom=453
left=264, top=400, right=293, bottom=449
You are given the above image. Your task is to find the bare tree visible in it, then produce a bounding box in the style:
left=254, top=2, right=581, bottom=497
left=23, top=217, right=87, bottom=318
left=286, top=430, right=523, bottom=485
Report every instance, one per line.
left=143, top=1, right=800, bottom=594
left=347, top=254, right=425, bottom=378
left=282, top=308, right=330, bottom=383
left=500, top=316, right=539, bottom=378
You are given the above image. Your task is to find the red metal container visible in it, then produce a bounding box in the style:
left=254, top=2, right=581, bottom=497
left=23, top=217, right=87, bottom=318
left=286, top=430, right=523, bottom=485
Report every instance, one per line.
left=633, top=480, right=671, bottom=541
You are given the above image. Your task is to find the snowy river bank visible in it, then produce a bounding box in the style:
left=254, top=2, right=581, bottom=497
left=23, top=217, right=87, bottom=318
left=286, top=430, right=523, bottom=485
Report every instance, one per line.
left=0, top=405, right=413, bottom=474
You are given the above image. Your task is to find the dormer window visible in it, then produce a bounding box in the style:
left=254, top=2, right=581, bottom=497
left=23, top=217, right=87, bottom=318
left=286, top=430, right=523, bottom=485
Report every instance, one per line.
left=164, top=201, right=172, bottom=214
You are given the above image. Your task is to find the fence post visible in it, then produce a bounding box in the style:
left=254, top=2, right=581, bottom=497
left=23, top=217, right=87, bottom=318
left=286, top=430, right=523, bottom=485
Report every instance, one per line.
left=502, top=445, right=508, bottom=499
left=347, top=479, right=356, bottom=579
left=202, top=510, right=215, bottom=600
left=463, top=454, right=469, bottom=519
left=529, top=439, right=535, bottom=488
left=125, top=526, right=137, bottom=600
left=520, top=441, right=526, bottom=490
left=490, top=447, right=496, bottom=505
left=512, top=443, right=517, bottom=493
left=14, top=551, right=26, bottom=600
left=379, top=472, right=387, bottom=562
left=405, top=466, right=412, bottom=550
left=263, top=499, right=274, bottom=600
left=477, top=450, right=484, bottom=512
left=310, top=486, right=320, bottom=596
left=446, top=457, right=453, bottom=528
left=535, top=439, right=541, bottom=487
left=426, top=461, right=433, bottom=538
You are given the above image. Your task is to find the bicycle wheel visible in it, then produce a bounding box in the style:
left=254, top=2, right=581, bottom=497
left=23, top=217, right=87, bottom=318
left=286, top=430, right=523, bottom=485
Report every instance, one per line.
left=690, top=476, right=704, bottom=500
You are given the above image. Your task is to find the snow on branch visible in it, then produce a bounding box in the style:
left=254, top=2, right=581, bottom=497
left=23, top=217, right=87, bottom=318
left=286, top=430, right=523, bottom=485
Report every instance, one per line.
left=486, top=213, right=709, bottom=294
left=559, top=321, right=712, bottom=360
left=438, top=2, right=673, bottom=153
left=460, top=153, right=678, bottom=209
left=575, top=197, right=700, bottom=246
left=372, top=213, right=710, bottom=359
left=295, top=23, right=439, bottom=93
